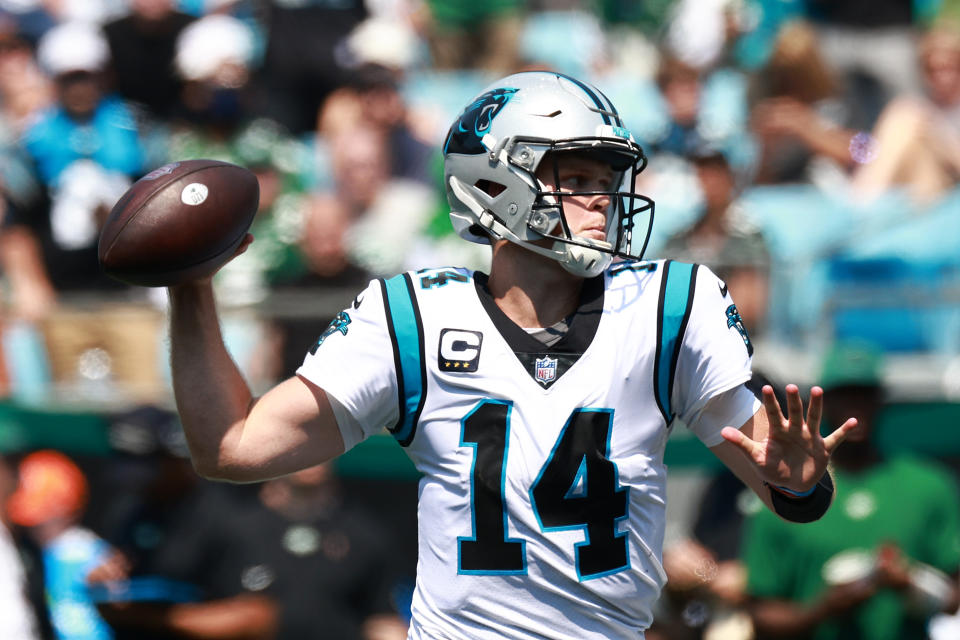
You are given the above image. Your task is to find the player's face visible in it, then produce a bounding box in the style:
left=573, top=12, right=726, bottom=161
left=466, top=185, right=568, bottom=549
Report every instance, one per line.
left=536, top=154, right=616, bottom=243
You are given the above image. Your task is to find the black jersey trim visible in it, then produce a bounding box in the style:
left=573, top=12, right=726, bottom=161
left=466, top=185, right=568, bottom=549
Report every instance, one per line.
left=473, top=273, right=604, bottom=388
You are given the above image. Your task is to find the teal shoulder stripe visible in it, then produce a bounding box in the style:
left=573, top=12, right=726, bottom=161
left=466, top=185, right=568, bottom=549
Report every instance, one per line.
left=654, top=261, right=699, bottom=424
left=380, top=274, right=426, bottom=446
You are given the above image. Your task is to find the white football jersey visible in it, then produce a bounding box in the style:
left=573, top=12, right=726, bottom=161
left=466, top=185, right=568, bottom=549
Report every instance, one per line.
left=298, top=260, right=758, bottom=639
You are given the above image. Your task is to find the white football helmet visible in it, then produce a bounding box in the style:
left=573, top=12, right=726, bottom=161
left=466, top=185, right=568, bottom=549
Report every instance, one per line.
left=443, top=71, right=654, bottom=277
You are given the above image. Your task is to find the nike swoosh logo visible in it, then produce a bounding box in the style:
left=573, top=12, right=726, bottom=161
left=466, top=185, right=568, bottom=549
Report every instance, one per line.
left=352, top=294, right=364, bottom=309
left=719, top=281, right=728, bottom=297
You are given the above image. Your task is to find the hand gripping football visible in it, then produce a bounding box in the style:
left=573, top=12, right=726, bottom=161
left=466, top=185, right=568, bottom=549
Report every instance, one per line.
left=98, top=159, right=260, bottom=287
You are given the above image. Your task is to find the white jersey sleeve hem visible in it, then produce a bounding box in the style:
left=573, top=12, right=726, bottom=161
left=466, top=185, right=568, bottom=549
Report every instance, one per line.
left=687, top=382, right=761, bottom=447
left=325, top=389, right=368, bottom=453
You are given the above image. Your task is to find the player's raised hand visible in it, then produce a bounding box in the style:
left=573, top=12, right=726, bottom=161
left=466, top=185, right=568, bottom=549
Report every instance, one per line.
left=721, top=385, right=859, bottom=492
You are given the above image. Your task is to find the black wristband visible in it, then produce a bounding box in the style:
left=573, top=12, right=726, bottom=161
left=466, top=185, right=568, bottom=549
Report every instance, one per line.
left=766, top=472, right=835, bottom=523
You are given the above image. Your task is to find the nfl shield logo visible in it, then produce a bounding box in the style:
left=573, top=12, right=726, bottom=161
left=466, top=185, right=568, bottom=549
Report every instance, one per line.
left=535, top=356, right=557, bottom=385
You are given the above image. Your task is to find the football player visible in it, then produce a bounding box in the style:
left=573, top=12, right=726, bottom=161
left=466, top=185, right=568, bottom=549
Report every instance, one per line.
left=167, top=71, right=858, bottom=639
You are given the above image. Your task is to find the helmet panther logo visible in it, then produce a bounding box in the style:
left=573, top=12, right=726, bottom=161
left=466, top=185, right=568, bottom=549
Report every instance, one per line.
left=444, top=87, right=519, bottom=155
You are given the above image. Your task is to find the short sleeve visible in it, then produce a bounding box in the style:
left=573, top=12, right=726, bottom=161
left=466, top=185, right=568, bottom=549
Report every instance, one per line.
left=688, top=385, right=760, bottom=447
left=296, top=279, right=400, bottom=451
left=674, top=266, right=755, bottom=443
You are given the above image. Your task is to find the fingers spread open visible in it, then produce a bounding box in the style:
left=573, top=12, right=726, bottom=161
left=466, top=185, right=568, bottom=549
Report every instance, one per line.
left=823, top=418, right=859, bottom=452
left=806, top=386, right=823, bottom=433
left=784, top=384, right=804, bottom=431
left=761, top=385, right=785, bottom=431
left=721, top=426, right=758, bottom=459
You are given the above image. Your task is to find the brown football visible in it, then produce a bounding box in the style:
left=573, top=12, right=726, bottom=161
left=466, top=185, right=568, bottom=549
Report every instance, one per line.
left=98, top=159, right=260, bottom=287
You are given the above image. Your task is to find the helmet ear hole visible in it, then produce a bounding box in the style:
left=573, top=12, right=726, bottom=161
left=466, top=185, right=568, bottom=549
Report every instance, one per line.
left=474, top=179, right=506, bottom=197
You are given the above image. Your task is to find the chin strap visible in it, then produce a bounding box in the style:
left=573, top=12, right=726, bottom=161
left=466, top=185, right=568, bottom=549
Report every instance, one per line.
left=561, top=242, right=611, bottom=278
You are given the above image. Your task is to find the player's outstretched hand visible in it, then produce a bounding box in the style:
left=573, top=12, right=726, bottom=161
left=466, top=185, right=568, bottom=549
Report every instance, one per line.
left=720, top=384, right=858, bottom=492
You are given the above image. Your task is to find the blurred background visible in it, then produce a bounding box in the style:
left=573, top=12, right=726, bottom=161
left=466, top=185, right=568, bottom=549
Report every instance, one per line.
left=0, top=1, right=959, bottom=639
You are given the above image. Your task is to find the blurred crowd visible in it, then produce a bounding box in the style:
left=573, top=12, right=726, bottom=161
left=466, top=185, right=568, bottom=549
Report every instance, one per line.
left=0, top=0, right=958, bottom=639
left=0, top=0, right=954, bottom=402
left=0, top=406, right=414, bottom=640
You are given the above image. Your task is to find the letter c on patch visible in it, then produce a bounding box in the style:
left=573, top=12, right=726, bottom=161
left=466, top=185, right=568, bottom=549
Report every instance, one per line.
left=438, top=329, right=483, bottom=372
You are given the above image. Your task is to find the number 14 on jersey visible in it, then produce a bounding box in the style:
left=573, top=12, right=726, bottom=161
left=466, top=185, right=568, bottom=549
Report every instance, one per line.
left=458, top=400, right=630, bottom=580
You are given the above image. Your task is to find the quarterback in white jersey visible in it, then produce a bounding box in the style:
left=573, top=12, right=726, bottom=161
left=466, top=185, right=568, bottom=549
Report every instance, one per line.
left=298, top=261, right=757, bottom=638
left=167, top=71, right=858, bottom=639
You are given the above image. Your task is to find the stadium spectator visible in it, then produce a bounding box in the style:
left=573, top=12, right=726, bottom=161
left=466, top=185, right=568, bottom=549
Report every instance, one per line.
left=851, top=21, right=960, bottom=206
left=294, top=195, right=370, bottom=286
left=663, top=0, right=748, bottom=71
left=806, top=0, right=924, bottom=122
left=344, top=63, right=436, bottom=187
left=170, top=13, right=257, bottom=130
left=659, top=148, right=770, bottom=336
left=222, top=463, right=408, bottom=640
left=7, top=450, right=120, bottom=640
left=337, top=8, right=423, bottom=77
left=92, top=405, right=278, bottom=640
left=102, top=0, right=196, bottom=120
left=743, top=341, right=960, bottom=640
left=634, top=44, right=753, bottom=192
left=423, top=0, right=524, bottom=73
left=7, top=21, right=144, bottom=291
left=268, top=194, right=373, bottom=377
left=0, top=21, right=55, bottom=343
left=310, top=109, right=437, bottom=276
left=647, top=53, right=710, bottom=159
left=653, top=471, right=755, bottom=640
left=0, top=21, right=164, bottom=401
left=254, top=0, right=368, bottom=135
left=0, top=19, right=51, bottom=140
left=748, top=20, right=862, bottom=187
left=0, top=452, right=53, bottom=640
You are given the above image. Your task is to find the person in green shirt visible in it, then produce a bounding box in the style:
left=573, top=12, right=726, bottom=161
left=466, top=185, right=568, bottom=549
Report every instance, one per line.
left=743, top=341, right=960, bottom=639
left=423, top=0, right=525, bottom=72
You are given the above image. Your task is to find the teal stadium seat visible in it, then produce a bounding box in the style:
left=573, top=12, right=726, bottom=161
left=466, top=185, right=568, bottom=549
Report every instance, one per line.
left=825, top=257, right=960, bottom=353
